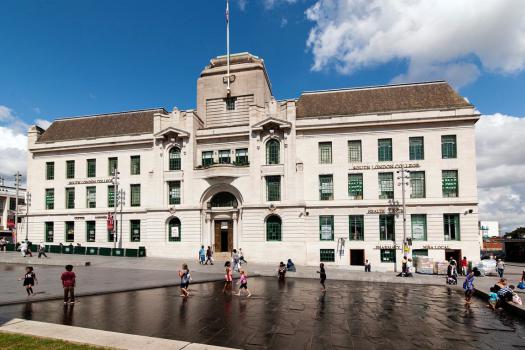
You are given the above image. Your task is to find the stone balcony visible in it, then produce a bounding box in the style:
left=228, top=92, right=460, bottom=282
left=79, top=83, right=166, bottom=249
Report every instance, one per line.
left=193, top=163, right=250, bottom=179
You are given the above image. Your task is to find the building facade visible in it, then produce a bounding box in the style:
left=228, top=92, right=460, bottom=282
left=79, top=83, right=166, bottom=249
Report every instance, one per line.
left=0, top=183, right=26, bottom=243
left=26, top=53, right=481, bottom=270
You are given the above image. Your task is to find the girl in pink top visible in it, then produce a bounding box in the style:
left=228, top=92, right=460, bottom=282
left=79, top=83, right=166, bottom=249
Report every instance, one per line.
left=234, top=269, right=252, bottom=297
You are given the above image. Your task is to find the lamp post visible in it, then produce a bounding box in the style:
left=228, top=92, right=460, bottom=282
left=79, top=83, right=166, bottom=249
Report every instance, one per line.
left=14, top=172, right=21, bottom=245
left=118, top=189, right=125, bottom=249
left=25, top=192, right=31, bottom=241
left=397, top=165, right=411, bottom=259
left=112, top=169, right=119, bottom=249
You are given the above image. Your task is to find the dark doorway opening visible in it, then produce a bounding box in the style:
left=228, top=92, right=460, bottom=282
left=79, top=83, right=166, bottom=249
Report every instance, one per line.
left=445, top=249, right=462, bottom=263
left=214, top=220, right=233, bottom=253
left=350, top=249, right=365, bottom=266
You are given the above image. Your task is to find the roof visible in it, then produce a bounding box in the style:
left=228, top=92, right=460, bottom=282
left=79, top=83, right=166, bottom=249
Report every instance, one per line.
left=296, top=81, right=472, bottom=118
left=37, top=108, right=167, bottom=143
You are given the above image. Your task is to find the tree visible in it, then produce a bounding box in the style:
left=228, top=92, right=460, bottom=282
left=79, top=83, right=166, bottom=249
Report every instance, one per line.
left=504, top=227, right=525, bottom=239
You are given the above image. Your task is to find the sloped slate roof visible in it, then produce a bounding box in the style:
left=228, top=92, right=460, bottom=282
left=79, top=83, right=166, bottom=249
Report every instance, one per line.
left=296, top=81, right=472, bottom=118
left=37, top=108, right=167, bottom=143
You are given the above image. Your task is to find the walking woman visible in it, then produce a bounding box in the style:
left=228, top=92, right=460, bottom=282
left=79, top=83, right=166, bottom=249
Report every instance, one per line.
left=223, top=261, right=233, bottom=293
left=19, top=266, right=37, bottom=297
left=317, top=263, right=327, bottom=292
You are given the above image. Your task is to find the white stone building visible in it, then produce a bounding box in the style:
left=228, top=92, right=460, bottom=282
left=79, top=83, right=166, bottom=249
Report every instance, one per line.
left=26, top=53, right=481, bottom=270
left=0, top=183, right=26, bottom=243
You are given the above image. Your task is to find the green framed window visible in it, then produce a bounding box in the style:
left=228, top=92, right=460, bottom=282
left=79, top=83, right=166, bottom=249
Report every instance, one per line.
left=348, top=173, right=363, bottom=199
left=218, top=150, right=231, bottom=164
left=319, top=175, right=334, bottom=200
left=87, top=159, right=96, bottom=178
left=168, top=217, right=181, bottom=242
left=66, top=160, right=75, bottom=179
left=86, top=221, right=96, bottom=242
left=266, top=139, right=280, bottom=165
left=442, top=170, right=458, bottom=197
left=65, top=187, right=75, bottom=209
left=202, top=151, right=214, bottom=167
left=410, top=171, right=426, bottom=198
left=130, top=220, right=141, bottom=242
left=412, top=249, right=428, bottom=257
left=380, top=249, right=396, bottom=263
left=169, top=148, right=181, bottom=170
left=319, top=142, right=332, bottom=164
left=348, top=140, right=362, bottom=163
left=379, top=214, right=395, bottom=241
left=108, top=221, right=116, bottom=242
left=441, top=135, right=457, bottom=159
left=320, top=249, right=335, bottom=262
left=108, top=185, right=115, bottom=207
left=444, top=214, right=460, bottom=241
left=130, top=155, right=140, bottom=175
left=266, top=176, right=281, bottom=201
left=378, top=172, right=394, bottom=199
left=65, top=221, right=74, bottom=242
left=46, top=162, right=54, bottom=180
left=266, top=215, right=282, bottom=241
left=319, top=215, right=334, bottom=241
left=108, top=157, right=118, bottom=176
left=130, top=184, right=141, bottom=207
left=378, top=138, right=392, bottom=161
left=411, top=214, right=427, bottom=241
left=235, top=148, right=249, bottom=165
left=45, top=188, right=54, bottom=210
left=45, top=222, right=54, bottom=242
left=168, top=181, right=181, bottom=205
left=349, top=215, right=364, bottom=240
left=86, top=186, right=96, bottom=208
left=409, top=137, right=424, bottom=160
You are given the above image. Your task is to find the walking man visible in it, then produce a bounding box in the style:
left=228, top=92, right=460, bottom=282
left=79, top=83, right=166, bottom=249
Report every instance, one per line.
left=37, top=242, right=48, bottom=259
left=0, top=237, right=7, bottom=252
left=497, top=259, right=505, bottom=278
left=460, top=256, right=468, bottom=276
left=198, top=245, right=205, bottom=265
left=364, top=259, right=371, bottom=272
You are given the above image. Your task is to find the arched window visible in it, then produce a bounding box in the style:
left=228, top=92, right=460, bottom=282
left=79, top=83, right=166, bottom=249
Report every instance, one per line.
left=168, top=217, right=181, bottom=242
left=266, top=215, right=282, bottom=241
left=210, top=192, right=238, bottom=208
left=266, top=139, right=280, bottom=165
left=169, top=147, right=181, bottom=171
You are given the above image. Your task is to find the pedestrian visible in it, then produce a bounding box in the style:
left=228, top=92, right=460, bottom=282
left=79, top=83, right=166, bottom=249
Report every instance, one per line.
left=401, top=256, right=408, bottom=276
left=460, top=256, right=468, bottom=276
left=364, top=259, right=371, bottom=272
left=463, top=268, right=477, bottom=305
left=223, top=261, right=233, bottom=293
left=178, top=263, right=191, bottom=297
left=406, top=258, right=414, bottom=277
left=234, top=269, right=252, bottom=297
left=232, top=249, right=240, bottom=272
left=19, top=241, right=28, bottom=257
left=61, top=265, right=76, bottom=305
left=496, top=259, right=505, bottom=278
left=0, top=237, right=7, bottom=252
left=205, top=246, right=214, bottom=265
left=18, top=266, right=37, bottom=296
left=497, top=284, right=514, bottom=302
left=37, top=242, right=48, bottom=259
left=198, top=245, right=205, bottom=265
left=239, top=248, right=247, bottom=266
left=278, top=261, right=286, bottom=280
left=488, top=286, right=499, bottom=310
left=317, top=263, right=327, bottom=292
left=447, top=261, right=458, bottom=285
left=286, top=259, right=296, bottom=272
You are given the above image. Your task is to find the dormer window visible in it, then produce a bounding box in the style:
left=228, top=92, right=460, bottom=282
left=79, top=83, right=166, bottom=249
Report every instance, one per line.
left=225, top=97, right=237, bottom=111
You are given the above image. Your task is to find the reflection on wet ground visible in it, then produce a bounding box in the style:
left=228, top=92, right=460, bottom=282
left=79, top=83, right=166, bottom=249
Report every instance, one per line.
left=0, top=278, right=524, bottom=349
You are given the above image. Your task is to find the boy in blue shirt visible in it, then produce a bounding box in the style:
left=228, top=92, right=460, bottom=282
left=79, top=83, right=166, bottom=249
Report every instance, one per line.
left=488, top=286, right=498, bottom=310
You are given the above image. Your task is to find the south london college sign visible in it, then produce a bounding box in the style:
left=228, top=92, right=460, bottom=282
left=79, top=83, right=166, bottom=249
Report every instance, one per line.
left=351, top=163, right=421, bottom=171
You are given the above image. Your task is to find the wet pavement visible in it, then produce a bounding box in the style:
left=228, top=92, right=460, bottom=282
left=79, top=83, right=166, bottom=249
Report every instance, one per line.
left=0, top=278, right=524, bottom=350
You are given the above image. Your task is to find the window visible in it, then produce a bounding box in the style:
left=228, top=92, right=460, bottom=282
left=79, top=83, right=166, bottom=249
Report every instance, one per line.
left=225, top=97, right=236, bottom=111
left=202, top=151, right=214, bottom=167
left=411, top=214, right=427, bottom=241
left=266, top=176, right=281, bottom=201
left=65, top=188, right=75, bottom=209
left=379, top=214, right=395, bottom=241
left=86, top=186, right=96, bottom=208
left=266, top=215, right=282, bottom=241
left=409, top=137, right=424, bottom=160
left=130, top=184, right=141, bottom=207
left=45, top=222, right=54, bottom=242
left=235, top=148, right=249, bottom=165
left=130, top=220, right=141, bottom=242
left=66, top=160, right=75, bottom=179
left=442, top=170, right=458, bottom=197
left=348, top=173, right=363, bottom=199
left=319, top=215, right=334, bottom=241
left=266, top=139, right=280, bottom=165
left=108, top=221, right=117, bottom=242
left=169, top=148, right=181, bottom=170
left=45, top=189, right=54, bottom=210
left=441, top=135, right=457, bottom=159
left=412, top=249, right=428, bottom=257
left=378, top=172, right=394, bottom=199
left=87, top=159, right=96, bottom=178
left=320, top=249, right=335, bottom=262
left=210, top=192, right=238, bottom=207
left=378, top=139, right=392, bottom=161
left=380, top=249, right=396, bottom=263
left=444, top=214, right=460, bottom=241
left=319, top=175, right=334, bottom=200
left=168, top=181, right=181, bottom=205
left=46, top=162, right=54, bottom=180
left=168, top=217, right=181, bottom=242
left=319, top=142, right=332, bottom=164
left=348, top=140, right=362, bottom=163
left=218, top=150, right=231, bottom=164
left=130, top=156, right=140, bottom=175
left=410, top=171, right=426, bottom=198
left=65, top=221, right=74, bottom=242
left=108, top=157, right=118, bottom=176
left=86, top=221, right=96, bottom=242
left=349, top=215, right=364, bottom=240
left=108, top=185, right=115, bottom=207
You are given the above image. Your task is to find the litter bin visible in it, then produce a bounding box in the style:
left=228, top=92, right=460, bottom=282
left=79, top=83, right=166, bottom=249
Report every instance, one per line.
left=86, top=247, right=99, bottom=255
left=125, top=248, right=138, bottom=257
left=112, top=248, right=124, bottom=257
left=99, top=247, right=111, bottom=256
left=62, top=246, right=74, bottom=254
left=49, top=245, right=62, bottom=254
left=138, top=246, right=146, bottom=257
left=74, top=246, right=86, bottom=255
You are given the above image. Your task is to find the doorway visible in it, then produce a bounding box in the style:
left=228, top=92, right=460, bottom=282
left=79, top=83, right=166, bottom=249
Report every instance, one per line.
left=214, top=220, right=233, bottom=253
left=445, top=249, right=462, bottom=263
left=350, top=249, right=365, bottom=266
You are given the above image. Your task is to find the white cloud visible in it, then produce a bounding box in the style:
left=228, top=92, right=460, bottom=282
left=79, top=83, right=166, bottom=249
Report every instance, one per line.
left=305, top=0, right=525, bottom=87
left=237, top=0, right=247, bottom=11
left=281, top=17, right=288, bottom=28
left=264, top=0, right=297, bottom=9
left=32, top=107, right=41, bottom=114
left=35, top=119, right=51, bottom=129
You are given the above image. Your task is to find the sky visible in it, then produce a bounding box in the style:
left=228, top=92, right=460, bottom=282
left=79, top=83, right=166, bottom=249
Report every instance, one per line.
left=1, top=0, right=524, bottom=232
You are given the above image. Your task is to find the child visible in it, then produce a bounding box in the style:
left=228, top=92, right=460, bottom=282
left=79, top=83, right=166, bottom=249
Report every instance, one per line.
left=198, top=245, right=205, bottom=265
left=234, top=269, right=252, bottom=297
left=317, top=263, right=327, bottom=292
left=488, top=286, right=499, bottom=310
left=19, top=266, right=37, bottom=296
left=278, top=262, right=286, bottom=280
left=223, top=261, right=233, bottom=293
left=178, top=264, right=191, bottom=297
left=463, top=268, right=477, bottom=305
left=61, top=265, right=76, bottom=304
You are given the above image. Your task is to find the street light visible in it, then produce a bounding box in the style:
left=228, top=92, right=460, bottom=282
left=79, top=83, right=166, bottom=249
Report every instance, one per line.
left=25, top=192, right=31, bottom=241
left=396, top=165, right=411, bottom=259
left=14, top=172, right=21, bottom=245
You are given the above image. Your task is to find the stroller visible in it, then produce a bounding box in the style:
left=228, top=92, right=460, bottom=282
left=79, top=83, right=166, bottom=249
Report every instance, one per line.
left=446, top=275, right=458, bottom=285
left=446, top=264, right=458, bottom=285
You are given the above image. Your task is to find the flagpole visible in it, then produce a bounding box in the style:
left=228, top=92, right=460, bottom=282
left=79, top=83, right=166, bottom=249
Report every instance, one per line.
left=226, top=0, right=230, bottom=95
